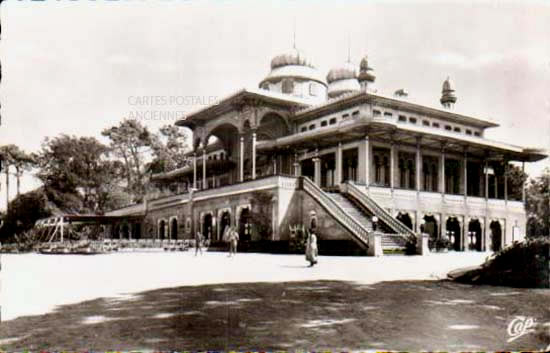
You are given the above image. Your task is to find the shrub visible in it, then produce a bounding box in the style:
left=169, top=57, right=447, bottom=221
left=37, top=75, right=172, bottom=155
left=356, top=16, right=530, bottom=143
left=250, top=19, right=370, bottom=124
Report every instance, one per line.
left=435, top=237, right=450, bottom=250
left=455, top=238, right=549, bottom=288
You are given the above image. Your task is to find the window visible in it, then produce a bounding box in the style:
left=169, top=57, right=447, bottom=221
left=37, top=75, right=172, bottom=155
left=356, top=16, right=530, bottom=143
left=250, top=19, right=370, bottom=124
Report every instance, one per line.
left=398, top=115, right=407, bottom=122
left=309, top=124, right=315, bottom=130
left=474, top=132, right=481, bottom=137
left=352, top=110, right=359, bottom=116
left=409, top=117, right=417, bottom=124
left=301, top=127, right=307, bottom=132
left=384, top=112, right=393, bottom=117
left=343, top=114, right=350, bottom=119
left=445, top=125, right=452, bottom=131
left=373, top=110, right=381, bottom=116
left=321, top=120, right=328, bottom=127
left=329, top=117, right=337, bottom=125
left=432, top=122, right=440, bottom=128
left=466, top=129, right=472, bottom=135
left=454, top=127, right=461, bottom=133
left=282, top=79, right=294, bottom=94
left=261, top=82, right=270, bottom=90
left=423, top=120, right=430, bottom=126
left=309, top=83, right=317, bottom=96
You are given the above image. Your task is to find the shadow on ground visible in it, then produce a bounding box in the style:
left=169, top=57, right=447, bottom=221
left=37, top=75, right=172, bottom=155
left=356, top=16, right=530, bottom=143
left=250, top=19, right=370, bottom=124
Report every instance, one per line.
left=1, top=280, right=549, bottom=351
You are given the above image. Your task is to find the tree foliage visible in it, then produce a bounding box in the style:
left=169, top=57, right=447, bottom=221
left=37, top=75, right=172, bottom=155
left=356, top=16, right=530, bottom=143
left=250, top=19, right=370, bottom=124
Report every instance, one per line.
left=526, top=168, right=550, bottom=238
left=0, top=188, right=51, bottom=242
left=102, top=119, right=155, bottom=202
left=35, top=135, right=124, bottom=213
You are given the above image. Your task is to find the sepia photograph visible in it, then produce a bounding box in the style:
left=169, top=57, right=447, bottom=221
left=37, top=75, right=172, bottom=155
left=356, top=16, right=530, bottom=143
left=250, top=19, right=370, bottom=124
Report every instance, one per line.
left=0, top=0, right=549, bottom=351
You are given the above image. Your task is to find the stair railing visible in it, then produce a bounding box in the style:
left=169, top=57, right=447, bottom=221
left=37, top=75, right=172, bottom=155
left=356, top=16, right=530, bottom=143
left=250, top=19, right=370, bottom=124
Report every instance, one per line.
left=300, top=177, right=370, bottom=248
left=344, top=181, right=417, bottom=239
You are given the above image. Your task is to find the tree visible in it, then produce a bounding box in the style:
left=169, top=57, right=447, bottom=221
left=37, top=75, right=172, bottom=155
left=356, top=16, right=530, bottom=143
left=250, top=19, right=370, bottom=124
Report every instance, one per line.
left=526, top=168, right=550, bottom=238
left=0, top=144, right=36, bottom=212
left=505, top=164, right=528, bottom=201
left=0, top=188, right=51, bottom=242
left=35, top=135, right=123, bottom=213
left=150, top=124, right=190, bottom=172
left=102, top=119, right=155, bottom=202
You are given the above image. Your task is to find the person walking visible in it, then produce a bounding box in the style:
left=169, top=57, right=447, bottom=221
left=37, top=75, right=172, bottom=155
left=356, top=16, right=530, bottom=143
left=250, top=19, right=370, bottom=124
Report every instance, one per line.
left=228, top=227, right=239, bottom=257
left=305, top=229, right=318, bottom=267
left=194, top=231, right=203, bottom=256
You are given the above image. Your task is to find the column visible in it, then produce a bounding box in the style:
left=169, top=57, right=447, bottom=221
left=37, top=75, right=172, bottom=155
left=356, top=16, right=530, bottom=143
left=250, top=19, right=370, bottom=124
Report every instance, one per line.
left=293, top=153, right=300, bottom=176
left=463, top=150, right=468, bottom=197
left=202, top=149, right=207, bottom=190
left=440, top=148, right=446, bottom=194
left=239, top=136, right=244, bottom=182
left=313, top=151, right=321, bottom=187
left=359, top=135, right=370, bottom=185
left=484, top=159, right=489, bottom=200
left=193, top=152, right=197, bottom=189
left=251, top=132, right=257, bottom=180
left=416, top=138, right=421, bottom=192
left=335, top=142, right=343, bottom=185
left=390, top=142, right=396, bottom=191
left=522, top=161, right=526, bottom=203
left=504, top=161, right=508, bottom=203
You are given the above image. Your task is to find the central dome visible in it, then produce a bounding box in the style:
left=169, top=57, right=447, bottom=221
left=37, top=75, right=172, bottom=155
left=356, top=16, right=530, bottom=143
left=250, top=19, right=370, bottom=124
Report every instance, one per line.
left=270, top=47, right=313, bottom=69
left=259, top=47, right=327, bottom=102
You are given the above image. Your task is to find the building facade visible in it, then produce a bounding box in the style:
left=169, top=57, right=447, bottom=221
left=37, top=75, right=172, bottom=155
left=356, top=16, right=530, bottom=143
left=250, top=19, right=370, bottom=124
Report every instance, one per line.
left=108, top=47, right=546, bottom=255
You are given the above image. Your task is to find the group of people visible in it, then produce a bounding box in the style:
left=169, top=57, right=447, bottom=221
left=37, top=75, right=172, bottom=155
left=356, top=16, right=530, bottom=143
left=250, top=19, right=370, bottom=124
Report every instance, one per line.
left=193, top=225, right=319, bottom=267
left=194, top=226, right=239, bottom=257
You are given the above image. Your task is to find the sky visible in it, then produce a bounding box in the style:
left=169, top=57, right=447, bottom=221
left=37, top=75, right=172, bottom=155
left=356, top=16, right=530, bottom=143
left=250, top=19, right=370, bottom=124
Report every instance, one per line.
left=0, top=0, right=549, bottom=210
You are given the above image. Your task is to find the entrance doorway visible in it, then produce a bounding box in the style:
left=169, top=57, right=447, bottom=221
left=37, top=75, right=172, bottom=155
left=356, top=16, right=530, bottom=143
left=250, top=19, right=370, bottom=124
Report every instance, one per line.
left=219, top=211, right=231, bottom=241
left=396, top=212, right=413, bottom=230
left=468, top=219, right=482, bottom=251
left=203, top=214, right=213, bottom=240
left=239, top=207, right=251, bottom=241
left=158, top=220, right=166, bottom=240
left=422, top=215, right=438, bottom=249
left=490, top=221, right=502, bottom=251
left=171, top=218, right=178, bottom=240
left=446, top=217, right=462, bottom=251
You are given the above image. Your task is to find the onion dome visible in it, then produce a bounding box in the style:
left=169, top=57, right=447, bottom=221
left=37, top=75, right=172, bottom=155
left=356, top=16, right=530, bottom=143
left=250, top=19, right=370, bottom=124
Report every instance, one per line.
left=440, top=76, right=457, bottom=108
left=326, top=61, right=360, bottom=98
left=358, top=55, right=376, bottom=84
left=270, top=47, right=312, bottom=69
left=259, top=47, right=326, bottom=93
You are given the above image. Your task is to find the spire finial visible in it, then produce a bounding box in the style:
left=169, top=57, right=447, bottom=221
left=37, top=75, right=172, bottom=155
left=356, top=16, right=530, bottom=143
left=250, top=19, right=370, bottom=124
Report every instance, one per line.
left=347, top=35, right=351, bottom=63
left=292, top=19, right=296, bottom=49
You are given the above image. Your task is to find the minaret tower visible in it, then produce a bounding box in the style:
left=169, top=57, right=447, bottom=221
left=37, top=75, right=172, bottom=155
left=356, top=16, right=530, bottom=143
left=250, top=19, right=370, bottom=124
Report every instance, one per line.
left=358, top=55, right=376, bottom=92
left=440, top=76, right=457, bottom=109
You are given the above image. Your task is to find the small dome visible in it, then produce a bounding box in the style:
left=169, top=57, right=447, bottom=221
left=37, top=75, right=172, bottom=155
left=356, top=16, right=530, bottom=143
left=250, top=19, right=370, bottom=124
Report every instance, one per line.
left=326, top=61, right=357, bottom=84
left=271, top=47, right=313, bottom=69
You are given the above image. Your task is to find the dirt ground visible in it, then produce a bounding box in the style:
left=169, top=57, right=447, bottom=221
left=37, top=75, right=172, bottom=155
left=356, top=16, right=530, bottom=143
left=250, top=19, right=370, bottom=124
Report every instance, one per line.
left=1, top=252, right=548, bottom=351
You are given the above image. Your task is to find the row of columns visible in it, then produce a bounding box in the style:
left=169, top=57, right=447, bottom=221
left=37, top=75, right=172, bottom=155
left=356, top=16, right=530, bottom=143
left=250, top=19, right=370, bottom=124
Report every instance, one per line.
left=192, top=132, right=258, bottom=189
left=303, top=135, right=517, bottom=202
left=188, top=131, right=525, bottom=202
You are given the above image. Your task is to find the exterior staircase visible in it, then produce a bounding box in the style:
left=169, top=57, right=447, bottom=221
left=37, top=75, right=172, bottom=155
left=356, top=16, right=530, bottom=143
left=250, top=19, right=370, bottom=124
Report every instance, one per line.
left=300, top=177, right=416, bottom=253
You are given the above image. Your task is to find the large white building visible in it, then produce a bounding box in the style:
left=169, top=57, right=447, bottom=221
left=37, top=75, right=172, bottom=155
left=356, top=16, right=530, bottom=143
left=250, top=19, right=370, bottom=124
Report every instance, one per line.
left=108, top=46, right=547, bottom=255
